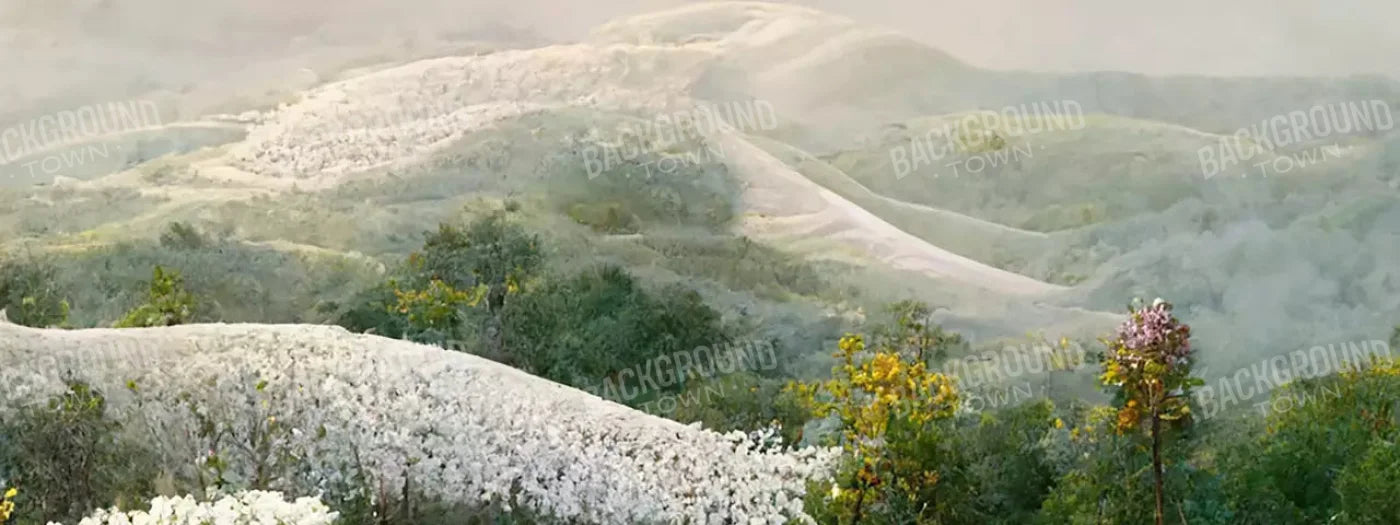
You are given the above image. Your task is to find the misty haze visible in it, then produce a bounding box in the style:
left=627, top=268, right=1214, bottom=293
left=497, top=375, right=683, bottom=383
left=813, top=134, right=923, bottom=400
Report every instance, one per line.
left=1, top=2, right=1398, bottom=524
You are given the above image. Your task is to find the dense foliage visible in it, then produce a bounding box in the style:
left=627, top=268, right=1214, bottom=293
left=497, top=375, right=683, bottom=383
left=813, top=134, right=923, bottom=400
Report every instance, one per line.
left=1218, top=358, right=1400, bottom=524
left=113, top=266, right=197, bottom=328
left=0, top=382, right=158, bottom=525
left=0, top=257, right=69, bottom=329
left=5, top=213, right=1399, bottom=524
left=334, top=213, right=732, bottom=412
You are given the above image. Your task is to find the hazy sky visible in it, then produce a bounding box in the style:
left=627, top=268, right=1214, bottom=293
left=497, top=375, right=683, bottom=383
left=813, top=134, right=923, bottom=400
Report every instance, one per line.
left=4, top=0, right=1398, bottom=122
left=485, top=0, right=1400, bottom=78
left=11, top=0, right=1398, bottom=78
left=796, top=0, right=1399, bottom=77
left=8, top=0, right=1399, bottom=77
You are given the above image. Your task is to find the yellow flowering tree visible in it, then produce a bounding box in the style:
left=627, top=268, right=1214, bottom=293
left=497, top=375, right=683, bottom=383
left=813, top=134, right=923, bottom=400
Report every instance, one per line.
left=789, top=334, right=958, bottom=523
left=391, top=278, right=486, bottom=340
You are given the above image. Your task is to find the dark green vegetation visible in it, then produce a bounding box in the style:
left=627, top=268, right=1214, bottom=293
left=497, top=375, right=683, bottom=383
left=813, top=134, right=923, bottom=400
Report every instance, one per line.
left=0, top=382, right=159, bottom=525
left=0, top=256, right=70, bottom=328
left=4, top=205, right=1397, bottom=524
left=786, top=303, right=1400, bottom=525
left=332, top=212, right=735, bottom=401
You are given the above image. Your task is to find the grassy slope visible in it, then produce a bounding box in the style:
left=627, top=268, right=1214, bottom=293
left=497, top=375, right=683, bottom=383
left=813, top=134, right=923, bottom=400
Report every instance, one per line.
left=742, top=133, right=1053, bottom=273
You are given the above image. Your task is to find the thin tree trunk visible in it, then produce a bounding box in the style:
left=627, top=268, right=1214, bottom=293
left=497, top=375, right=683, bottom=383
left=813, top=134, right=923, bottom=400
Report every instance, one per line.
left=486, top=282, right=507, bottom=359
left=1151, top=409, right=1165, bottom=525
left=850, top=485, right=865, bottom=525
left=401, top=471, right=413, bottom=523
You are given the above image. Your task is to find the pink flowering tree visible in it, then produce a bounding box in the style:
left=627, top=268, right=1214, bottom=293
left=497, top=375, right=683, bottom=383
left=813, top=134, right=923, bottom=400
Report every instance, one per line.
left=1099, top=298, right=1202, bottom=525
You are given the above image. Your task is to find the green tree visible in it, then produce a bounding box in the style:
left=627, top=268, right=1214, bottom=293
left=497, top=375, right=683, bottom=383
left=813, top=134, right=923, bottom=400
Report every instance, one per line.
left=158, top=221, right=208, bottom=250
left=669, top=373, right=809, bottom=445
left=503, top=265, right=725, bottom=395
left=871, top=300, right=966, bottom=364
left=944, top=400, right=1060, bottom=524
left=1220, top=357, right=1400, bottom=524
left=412, top=213, right=542, bottom=354
left=334, top=281, right=413, bottom=339
left=1039, top=403, right=1230, bottom=525
left=114, top=266, right=196, bottom=328
left=414, top=213, right=542, bottom=306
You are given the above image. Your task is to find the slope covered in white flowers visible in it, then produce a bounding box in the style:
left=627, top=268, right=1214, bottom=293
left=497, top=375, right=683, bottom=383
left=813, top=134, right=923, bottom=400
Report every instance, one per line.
left=213, top=1, right=959, bottom=184
left=224, top=44, right=719, bottom=182
left=0, top=322, right=836, bottom=523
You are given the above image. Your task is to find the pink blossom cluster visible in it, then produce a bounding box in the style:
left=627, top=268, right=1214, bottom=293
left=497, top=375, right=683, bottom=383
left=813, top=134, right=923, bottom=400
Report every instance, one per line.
left=1114, top=299, right=1192, bottom=368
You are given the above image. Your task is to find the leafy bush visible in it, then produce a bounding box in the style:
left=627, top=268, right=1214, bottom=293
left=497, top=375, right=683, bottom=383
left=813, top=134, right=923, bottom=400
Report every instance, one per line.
left=1334, top=440, right=1400, bottom=525
left=1220, top=357, right=1400, bottom=524
left=389, top=279, right=484, bottom=343
left=158, top=221, right=209, bottom=251
left=789, top=333, right=959, bottom=523
left=565, top=202, right=638, bottom=234
left=114, top=266, right=196, bottom=328
left=413, top=214, right=543, bottom=296
left=669, top=373, right=809, bottom=445
left=936, top=401, right=1060, bottom=524
left=0, top=257, right=69, bottom=328
left=0, top=382, right=159, bottom=525
left=410, top=213, right=542, bottom=354
left=333, top=281, right=414, bottom=339
left=334, top=214, right=543, bottom=354
left=503, top=264, right=727, bottom=396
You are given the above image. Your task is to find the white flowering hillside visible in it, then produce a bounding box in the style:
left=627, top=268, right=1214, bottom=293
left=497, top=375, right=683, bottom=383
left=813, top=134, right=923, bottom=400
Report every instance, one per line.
left=0, top=322, right=836, bottom=523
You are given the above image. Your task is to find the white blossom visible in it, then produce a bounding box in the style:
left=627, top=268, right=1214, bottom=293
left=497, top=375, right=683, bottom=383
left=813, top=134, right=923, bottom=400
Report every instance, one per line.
left=0, top=323, right=837, bottom=523
left=57, top=490, right=336, bottom=525
left=226, top=46, right=697, bottom=182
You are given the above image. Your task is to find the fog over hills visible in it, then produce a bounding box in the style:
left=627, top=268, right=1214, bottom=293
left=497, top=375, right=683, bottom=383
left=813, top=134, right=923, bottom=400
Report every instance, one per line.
left=2, top=2, right=1399, bottom=522
left=4, top=0, right=1397, bottom=396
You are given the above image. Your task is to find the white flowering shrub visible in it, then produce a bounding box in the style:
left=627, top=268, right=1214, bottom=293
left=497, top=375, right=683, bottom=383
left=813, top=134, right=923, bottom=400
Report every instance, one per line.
left=0, top=323, right=836, bottom=524
left=59, top=490, right=336, bottom=525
